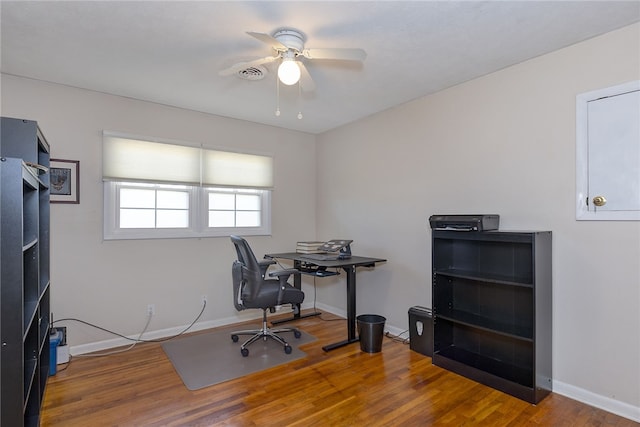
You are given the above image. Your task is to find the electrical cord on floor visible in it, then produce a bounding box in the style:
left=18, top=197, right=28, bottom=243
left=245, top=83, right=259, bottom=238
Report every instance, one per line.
left=385, top=329, right=410, bottom=345
left=55, top=355, right=72, bottom=372
left=51, top=300, right=207, bottom=360
left=73, top=309, right=154, bottom=357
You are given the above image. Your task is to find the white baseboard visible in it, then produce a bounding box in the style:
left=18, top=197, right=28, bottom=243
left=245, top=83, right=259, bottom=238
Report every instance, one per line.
left=68, top=303, right=639, bottom=424
left=310, top=302, right=345, bottom=319
left=552, top=380, right=640, bottom=423
left=69, top=312, right=262, bottom=356
left=70, top=303, right=326, bottom=356
left=311, top=303, right=407, bottom=338
left=316, top=303, right=639, bottom=423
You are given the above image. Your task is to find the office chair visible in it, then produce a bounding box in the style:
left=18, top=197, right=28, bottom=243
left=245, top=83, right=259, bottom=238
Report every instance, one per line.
left=230, top=235, right=305, bottom=357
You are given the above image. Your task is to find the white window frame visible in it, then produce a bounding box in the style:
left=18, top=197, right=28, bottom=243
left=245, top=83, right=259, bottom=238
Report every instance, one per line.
left=104, top=182, right=271, bottom=240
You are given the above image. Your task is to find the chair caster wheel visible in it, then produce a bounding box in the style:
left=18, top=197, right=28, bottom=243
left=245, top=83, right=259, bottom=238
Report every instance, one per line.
left=241, top=348, right=249, bottom=357
left=294, top=330, right=301, bottom=339
left=284, top=345, right=292, bottom=354
left=231, top=334, right=239, bottom=343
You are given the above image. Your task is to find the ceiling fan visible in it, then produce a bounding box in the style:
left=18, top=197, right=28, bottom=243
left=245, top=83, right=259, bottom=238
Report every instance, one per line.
left=219, top=28, right=367, bottom=92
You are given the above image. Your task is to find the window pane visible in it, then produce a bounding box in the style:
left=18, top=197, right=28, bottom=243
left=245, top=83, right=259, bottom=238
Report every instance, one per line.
left=121, top=188, right=155, bottom=208
left=120, top=209, right=155, bottom=228
left=209, top=211, right=235, bottom=227
left=209, top=193, right=235, bottom=210
left=236, top=194, right=260, bottom=210
left=157, top=190, right=189, bottom=209
left=236, top=211, right=260, bottom=227
left=157, top=210, right=189, bottom=228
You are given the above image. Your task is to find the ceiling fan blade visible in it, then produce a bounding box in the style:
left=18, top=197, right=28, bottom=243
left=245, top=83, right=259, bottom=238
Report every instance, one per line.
left=218, top=56, right=279, bottom=77
left=302, top=48, right=367, bottom=61
left=298, top=62, right=316, bottom=92
left=246, top=31, right=288, bottom=51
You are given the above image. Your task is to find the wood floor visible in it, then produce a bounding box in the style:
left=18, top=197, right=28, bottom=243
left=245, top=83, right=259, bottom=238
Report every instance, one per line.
left=42, top=311, right=637, bottom=426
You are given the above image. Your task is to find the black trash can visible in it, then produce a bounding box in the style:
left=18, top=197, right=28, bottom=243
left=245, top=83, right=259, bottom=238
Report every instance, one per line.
left=357, top=314, right=386, bottom=353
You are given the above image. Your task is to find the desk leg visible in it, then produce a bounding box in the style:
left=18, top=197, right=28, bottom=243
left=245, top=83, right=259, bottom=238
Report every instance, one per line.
left=322, top=265, right=359, bottom=351
left=271, top=262, right=321, bottom=325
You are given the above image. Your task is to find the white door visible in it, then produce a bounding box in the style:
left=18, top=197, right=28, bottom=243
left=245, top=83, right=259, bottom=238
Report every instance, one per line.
left=576, top=81, right=640, bottom=220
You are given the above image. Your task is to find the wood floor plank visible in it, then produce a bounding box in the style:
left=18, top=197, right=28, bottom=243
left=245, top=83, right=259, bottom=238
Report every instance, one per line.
left=41, top=311, right=638, bottom=426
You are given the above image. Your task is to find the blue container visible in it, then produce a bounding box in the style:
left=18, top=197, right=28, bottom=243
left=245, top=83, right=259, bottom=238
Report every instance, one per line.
left=49, top=331, right=61, bottom=376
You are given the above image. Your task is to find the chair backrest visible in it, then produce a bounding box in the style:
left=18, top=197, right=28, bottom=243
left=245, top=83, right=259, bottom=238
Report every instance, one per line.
left=231, top=261, right=245, bottom=311
left=230, top=235, right=264, bottom=303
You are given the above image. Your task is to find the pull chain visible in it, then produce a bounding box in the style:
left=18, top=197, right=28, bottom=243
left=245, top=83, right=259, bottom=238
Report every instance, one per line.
left=297, top=80, right=303, bottom=120
left=275, top=77, right=281, bottom=117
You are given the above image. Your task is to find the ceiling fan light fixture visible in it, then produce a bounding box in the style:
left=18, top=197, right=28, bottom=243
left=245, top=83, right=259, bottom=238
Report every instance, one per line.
left=278, top=58, right=301, bottom=85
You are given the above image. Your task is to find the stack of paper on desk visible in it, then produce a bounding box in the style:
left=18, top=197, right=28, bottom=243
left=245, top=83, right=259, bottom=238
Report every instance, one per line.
left=296, top=241, right=325, bottom=254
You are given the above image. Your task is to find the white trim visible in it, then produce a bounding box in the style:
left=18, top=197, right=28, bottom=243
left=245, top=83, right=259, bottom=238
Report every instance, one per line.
left=312, top=302, right=346, bottom=320
left=553, top=379, right=640, bottom=423
left=304, top=302, right=408, bottom=337
left=69, top=312, right=264, bottom=356
left=69, top=303, right=317, bottom=356
left=308, top=309, right=640, bottom=423
left=68, top=302, right=639, bottom=424
left=63, top=303, right=640, bottom=422
left=576, top=80, right=640, bottom=221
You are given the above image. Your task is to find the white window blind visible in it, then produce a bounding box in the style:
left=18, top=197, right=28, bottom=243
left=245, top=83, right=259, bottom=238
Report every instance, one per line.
left=202, top=150, right=273, bottom=188
left=103, top=133, right=273, bottom=188
left=103, top=136, right=201, bottom=184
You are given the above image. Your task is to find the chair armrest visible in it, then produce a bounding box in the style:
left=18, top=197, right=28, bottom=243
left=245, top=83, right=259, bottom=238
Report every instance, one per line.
left=269, top=268, right=300, bottom=306
left=258, top=259, right=276, bottom=276
left=269, top=268, right=299, bottom=278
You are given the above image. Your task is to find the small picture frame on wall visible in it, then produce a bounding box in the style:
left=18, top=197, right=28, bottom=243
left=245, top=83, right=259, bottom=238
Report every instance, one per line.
left=50, top=159, right=80, bottom=204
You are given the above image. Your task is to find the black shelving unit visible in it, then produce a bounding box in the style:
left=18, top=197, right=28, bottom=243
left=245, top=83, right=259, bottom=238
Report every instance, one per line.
left=1, top=117, right=51, bottom=427
left=431, top=230, right=552, bottom=404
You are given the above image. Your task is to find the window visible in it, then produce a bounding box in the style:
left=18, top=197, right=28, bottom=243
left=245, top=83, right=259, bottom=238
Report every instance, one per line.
left=103, top=133, right=272, bottom=239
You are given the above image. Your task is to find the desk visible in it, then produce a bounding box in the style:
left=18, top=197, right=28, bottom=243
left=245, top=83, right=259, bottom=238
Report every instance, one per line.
left=265, top=252, right=386, bottom=352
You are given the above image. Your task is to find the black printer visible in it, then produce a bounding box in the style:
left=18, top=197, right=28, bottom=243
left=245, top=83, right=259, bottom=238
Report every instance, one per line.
left=429, top=214, right=499, bottom=231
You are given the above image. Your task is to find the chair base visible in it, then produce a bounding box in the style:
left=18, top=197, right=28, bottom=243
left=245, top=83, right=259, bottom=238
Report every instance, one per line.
left=231, top=309, right=302, bottom=357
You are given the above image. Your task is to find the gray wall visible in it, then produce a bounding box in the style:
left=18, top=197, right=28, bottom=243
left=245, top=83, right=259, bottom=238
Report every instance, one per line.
left=1, top=74, right=317, bottom=347
left=316, top=23, right=640, bottom=416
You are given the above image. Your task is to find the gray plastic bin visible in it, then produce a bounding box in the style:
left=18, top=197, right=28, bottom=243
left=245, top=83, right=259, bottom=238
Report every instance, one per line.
left=357, top=314, right=386, bottom=353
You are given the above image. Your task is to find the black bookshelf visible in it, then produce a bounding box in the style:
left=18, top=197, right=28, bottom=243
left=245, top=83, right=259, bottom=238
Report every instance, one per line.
left=1, top=117, right=51, bottom=426
left=431, top=230, right=552, bottom=403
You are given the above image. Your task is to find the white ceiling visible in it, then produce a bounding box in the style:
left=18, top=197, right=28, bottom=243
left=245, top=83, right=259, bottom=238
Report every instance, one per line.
left=2, top=1, right=639, bottom=134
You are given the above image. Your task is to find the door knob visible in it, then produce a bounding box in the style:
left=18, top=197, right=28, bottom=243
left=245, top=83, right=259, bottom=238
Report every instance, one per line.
left=592, top=196, right=607, bottom=207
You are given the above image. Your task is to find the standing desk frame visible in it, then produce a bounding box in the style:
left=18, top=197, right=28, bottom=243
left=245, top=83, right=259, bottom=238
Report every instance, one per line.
left=265, top=252, right=386, bottom=351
